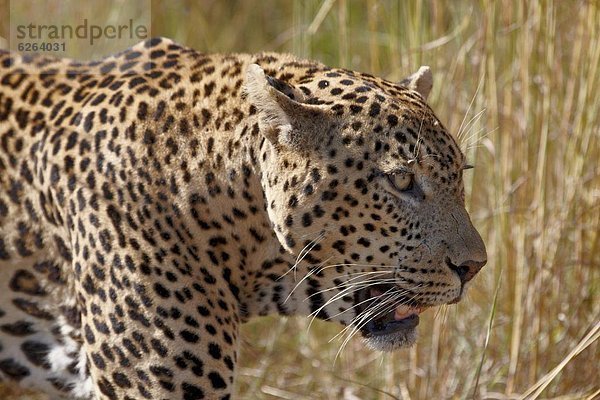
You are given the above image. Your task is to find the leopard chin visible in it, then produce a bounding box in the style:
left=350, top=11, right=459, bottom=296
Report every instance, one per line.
left=363, top=326, right=419, bottom=352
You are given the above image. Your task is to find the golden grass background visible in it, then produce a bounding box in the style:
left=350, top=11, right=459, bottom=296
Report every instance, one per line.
left=0, top=0, right=598, bottom=399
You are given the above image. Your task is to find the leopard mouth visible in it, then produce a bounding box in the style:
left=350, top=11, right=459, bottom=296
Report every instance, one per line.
left=355, top=284, right=428, bottom=350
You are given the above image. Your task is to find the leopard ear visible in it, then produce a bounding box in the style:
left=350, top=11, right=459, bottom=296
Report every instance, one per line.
left=245, top=64, right=328, bottom=150
left=399, top=66, right=433, bottom=100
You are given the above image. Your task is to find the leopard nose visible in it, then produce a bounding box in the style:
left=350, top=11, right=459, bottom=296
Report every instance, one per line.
left=446, top=258, right=486, bottom=284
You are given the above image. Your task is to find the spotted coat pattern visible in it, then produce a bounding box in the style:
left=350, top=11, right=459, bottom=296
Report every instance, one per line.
left=0, top=38, right=486, bottom=399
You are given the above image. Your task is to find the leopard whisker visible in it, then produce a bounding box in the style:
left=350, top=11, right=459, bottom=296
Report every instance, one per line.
left=458, top=107, right=487, bottom=143
left=283, top=257, right=332, bottom=303
left=306, top=278, right=400, bottom=328
left=280, top=230, right=327, bottom=281
left=412, top=110, right=427, bottom=162
left=304, top=274, right=395, bottom=299
left=306, top=279, right=401, bottom=321
left=289, top=262, right=399, bottom=304
left=316, top=262, right=400, bottom=271
left=332, top=286, right=419, bottom=342
left=334, top=291, right=408, bottom=360
left=464, top=126, right=498, bottom=151
left=462, top=124, right=496, bottom=151
left=323, top=286, right=415, bottom=324
left=307, top=281, right=413, bottom=333
left=333, top=283, right=426, bottom=347
left=457, top=74, right=484, bottom=141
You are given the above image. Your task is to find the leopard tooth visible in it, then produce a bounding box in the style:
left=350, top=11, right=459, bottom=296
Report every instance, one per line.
left=394, top=305, right=412, bottom=319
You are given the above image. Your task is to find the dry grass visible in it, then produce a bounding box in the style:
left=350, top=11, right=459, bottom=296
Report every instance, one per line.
left=0, top=0, right=598, bottom=399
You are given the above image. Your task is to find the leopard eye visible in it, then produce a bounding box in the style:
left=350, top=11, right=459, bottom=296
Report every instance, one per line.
left=386, top=172, right=414, bottom=193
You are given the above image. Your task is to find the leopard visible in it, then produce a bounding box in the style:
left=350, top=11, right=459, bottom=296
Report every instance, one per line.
left=0, top=37, right=487, bottom=399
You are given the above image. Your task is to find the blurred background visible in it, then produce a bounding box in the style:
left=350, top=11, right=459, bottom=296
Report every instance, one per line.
left=0, top=1, right=598, bottom=399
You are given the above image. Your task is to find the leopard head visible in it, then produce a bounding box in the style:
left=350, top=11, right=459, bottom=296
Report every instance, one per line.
left=245, top=63, right=486, bottom=350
